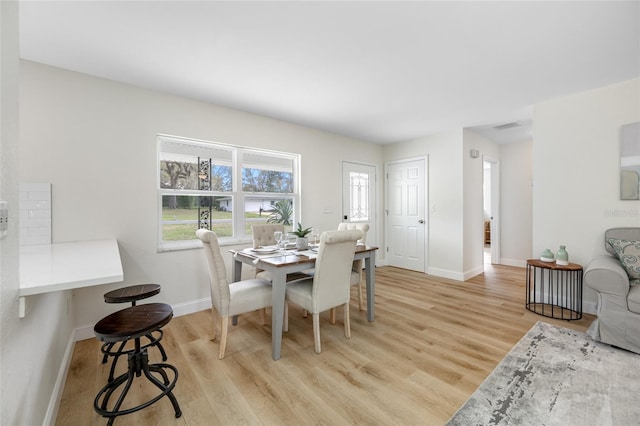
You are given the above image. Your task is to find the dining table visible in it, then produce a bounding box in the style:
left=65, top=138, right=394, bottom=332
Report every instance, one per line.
left=231, top=244, right=378, bottom=360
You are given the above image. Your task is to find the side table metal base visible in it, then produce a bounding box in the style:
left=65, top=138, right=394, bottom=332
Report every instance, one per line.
left=526, top=259, right=583, bottom=321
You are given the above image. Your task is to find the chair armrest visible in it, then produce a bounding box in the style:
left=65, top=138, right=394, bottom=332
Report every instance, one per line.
left=584, top=255, right=629, bottom=296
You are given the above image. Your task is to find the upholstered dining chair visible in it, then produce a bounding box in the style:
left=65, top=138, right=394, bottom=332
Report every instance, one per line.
left=196, top=229, right=273, bottom=359
left=251, top=223, right=309, bottom=284
left=337, top=222, right=370, bottom=311
left=283, top=229, right=362, bottom=353
left=251, top=223, right=284, bottom=248
left=251, top=223, right=285, bottom=281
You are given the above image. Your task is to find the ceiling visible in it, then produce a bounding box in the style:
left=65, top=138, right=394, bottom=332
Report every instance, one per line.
left=18, top=1, right=640, bottom=145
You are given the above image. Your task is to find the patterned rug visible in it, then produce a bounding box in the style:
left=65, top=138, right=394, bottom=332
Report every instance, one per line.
left=446, top=321, right=640, bottom=426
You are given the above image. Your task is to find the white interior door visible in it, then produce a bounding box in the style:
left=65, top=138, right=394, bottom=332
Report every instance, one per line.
left=342, top=162, right=377, bottom=247
left=386, top=158, right=426, bottom=272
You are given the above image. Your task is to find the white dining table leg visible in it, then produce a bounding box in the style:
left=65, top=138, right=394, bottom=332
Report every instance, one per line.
left=365, top=251, right=376, bottom=322
left=270, top=269, right=287, bottom=360
left=231, top=257, right=243, bottom=325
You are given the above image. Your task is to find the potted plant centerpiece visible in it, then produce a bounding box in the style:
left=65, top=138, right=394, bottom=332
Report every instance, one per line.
left=292, top=223, right=313, bottom=250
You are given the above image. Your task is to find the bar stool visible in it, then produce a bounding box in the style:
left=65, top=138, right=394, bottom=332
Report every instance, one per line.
left=94, top=303, right=181, bottom=425
left=101, top=284, right=167, bottom=381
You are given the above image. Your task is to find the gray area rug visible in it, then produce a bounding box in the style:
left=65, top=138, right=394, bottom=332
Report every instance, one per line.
left=446, top=321, right=640, bottom=426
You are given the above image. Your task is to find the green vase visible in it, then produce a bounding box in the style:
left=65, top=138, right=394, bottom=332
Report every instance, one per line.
left=556, top=245, right=569, bottom=265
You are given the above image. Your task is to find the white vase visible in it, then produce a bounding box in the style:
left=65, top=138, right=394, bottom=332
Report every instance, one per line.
left=296, top=237, right=309, bottom=250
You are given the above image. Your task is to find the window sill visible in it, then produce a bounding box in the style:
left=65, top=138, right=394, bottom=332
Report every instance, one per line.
left=158, top=238, right=253, bottom=253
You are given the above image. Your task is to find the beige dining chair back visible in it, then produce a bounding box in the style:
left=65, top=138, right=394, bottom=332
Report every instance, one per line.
left=251, top=223, right=284, bottom=248
left=251, top=223, right=309, bottom=283
left=338, top=222, right=370, bottom=311
left=196, top=229, right=273, bottom=359
left=283, top=229, right=362, bottom=353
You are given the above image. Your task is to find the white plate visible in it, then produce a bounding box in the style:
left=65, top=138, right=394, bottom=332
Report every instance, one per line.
left=250, top=247, right=278, bottom=254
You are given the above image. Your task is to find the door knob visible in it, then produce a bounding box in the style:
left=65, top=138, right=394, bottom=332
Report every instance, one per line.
left=418, top=219, right=425, bottom=224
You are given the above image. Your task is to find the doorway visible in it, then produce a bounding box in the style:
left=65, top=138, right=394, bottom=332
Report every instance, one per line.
left=483, top=157, right=500, bottom=266
left=342, top=161, right=377, bottom=247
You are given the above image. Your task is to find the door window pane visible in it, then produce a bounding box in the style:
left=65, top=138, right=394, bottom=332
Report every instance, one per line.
left=349, top=171, right=369, bottom=221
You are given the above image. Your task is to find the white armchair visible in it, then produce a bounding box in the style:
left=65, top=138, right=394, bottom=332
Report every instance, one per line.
left=585, top=227, right=640, bottom=354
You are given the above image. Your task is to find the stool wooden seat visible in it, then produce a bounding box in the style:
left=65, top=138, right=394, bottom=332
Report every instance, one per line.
left=94, top=303, right=181, bottom=425
left=103, top=283, right=161, bottom=305
left=101, top=284, right=167, bottom=380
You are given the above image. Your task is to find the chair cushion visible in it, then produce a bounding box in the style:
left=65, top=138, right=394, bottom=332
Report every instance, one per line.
left=607, top=238, right=640, bottom=280
left=285, top=279, right=314, bottom=312
left=228, top=279, right=272, bottom=317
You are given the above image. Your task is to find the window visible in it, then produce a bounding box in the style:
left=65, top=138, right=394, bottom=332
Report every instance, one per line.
left=348, top=171, right=370, bottom=222
left=158, top=135, right=299, bottom=251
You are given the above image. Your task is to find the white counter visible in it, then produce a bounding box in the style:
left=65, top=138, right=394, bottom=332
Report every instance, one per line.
left=19, top=239, right=124, bottom=317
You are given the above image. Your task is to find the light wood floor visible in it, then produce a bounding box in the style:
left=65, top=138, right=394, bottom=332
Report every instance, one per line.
left=56, top=265, right=595, bottom=426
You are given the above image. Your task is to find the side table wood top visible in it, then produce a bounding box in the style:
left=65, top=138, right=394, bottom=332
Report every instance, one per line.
left=527, top=259, right=583, bottom=271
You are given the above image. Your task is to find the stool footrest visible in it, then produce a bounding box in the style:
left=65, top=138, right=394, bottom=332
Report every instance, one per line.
left=94, top=350, right=181, bottom=424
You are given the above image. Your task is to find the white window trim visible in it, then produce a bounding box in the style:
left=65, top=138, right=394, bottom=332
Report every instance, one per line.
left=157, top=134, right=300, bottom=252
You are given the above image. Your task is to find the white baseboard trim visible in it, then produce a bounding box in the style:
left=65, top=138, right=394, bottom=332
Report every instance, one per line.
left=499, top=258, right=527, bottom=268
left=43, top=331, right=75, bottom=426
left=427, top=267, right=465, bottom=281
left=583, top=301, right=597, bottom=316
left=463, top=265, right=485, bottom=281
left=74, top=297, right=213, bottom=342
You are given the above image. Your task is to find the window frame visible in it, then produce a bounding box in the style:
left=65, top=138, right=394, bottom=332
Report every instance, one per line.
left=157, top=134, right=300, bottom=252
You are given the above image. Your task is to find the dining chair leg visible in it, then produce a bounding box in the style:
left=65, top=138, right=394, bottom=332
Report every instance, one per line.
left=329, top=308, right=336, bottom=324
left=344, top=303, right=351, bottom=339
left=210, top=307, right=217, bottom=341
left=313, top=313, right=321, bottom=353
left=283, top=302, right=289, bottom=332
left=218, top=316, right=229, bottom=359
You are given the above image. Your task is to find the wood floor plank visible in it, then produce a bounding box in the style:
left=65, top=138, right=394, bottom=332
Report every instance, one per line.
left=57, top=264, right=595, bottom=425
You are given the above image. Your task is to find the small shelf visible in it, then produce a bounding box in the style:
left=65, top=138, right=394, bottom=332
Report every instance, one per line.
left=19, top=239, right=124, bottom=318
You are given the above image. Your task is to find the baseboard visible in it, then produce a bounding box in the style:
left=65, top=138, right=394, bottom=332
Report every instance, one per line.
left=464, top=265, right=484, bottom=281
left=172, top=297, right=212, bottom=317
left=499, top=258, right=527, bottom=268
left=74, top=297, right=213, bottom=342
left=427, top=267, right=465, bottom=281
left=583, top=300, right=597, bottom=315
left=43, top=331, right=75, bottom=426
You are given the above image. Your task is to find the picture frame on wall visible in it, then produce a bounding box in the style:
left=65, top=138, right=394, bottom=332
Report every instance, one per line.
left=620, top=122, right=640, bottom=200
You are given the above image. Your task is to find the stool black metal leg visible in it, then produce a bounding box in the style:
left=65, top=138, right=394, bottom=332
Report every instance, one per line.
left=149, top=364, right=170, bottom=385
left=142, top=361, right=182, bottom=418
left=101, top=342, right=115, bottom=364
left=144, top=333, right=168, bottom=361
left=107, top=340, right=127, bottom=382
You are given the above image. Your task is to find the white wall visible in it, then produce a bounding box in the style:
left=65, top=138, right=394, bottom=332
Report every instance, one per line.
left=2, top=5, right=76, bottom=426
left=384, top=130, right=465, bottom=279
left=533, top=77, right=640, bottom=313
left=19, top=60, right=384, bottom=335
left=500, top=140, right=533, bottom=267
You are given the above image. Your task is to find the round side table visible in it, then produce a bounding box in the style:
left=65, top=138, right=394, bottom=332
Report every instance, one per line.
left=526, top=259, right=583, bottom=320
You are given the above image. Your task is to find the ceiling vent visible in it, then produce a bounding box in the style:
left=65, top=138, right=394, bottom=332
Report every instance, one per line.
left=493, top=121, right=521, bottom=131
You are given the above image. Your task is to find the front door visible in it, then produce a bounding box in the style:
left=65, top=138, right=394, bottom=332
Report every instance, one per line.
left=342, top=162, right=377, bottom=247
left=386, top=158, right=426, bottom=272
